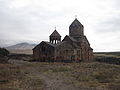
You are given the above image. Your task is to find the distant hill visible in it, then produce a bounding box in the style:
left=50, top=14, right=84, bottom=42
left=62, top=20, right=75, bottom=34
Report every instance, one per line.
left=6, top=43, right=36, bottom=50
left=5, top=43, right=37, bottom=54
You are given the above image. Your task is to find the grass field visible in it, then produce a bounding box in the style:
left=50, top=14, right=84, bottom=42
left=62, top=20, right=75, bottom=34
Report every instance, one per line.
left=7, top=49, right=33, bottom=55
left=0, top=61, right=120, bottom=90
left=94, top=52, right=120, bottom=58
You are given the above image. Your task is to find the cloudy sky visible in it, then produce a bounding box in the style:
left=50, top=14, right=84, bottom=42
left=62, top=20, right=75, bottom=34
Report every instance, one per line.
left=0, top=0, right=120, bottom=52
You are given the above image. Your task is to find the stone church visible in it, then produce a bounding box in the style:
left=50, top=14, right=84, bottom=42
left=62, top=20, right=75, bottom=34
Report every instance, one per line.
left=33, top=18, right=94, bottom=62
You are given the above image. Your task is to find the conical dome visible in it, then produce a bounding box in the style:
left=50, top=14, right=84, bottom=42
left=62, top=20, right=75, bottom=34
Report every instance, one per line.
left=50, top=30, right=61, bottom=37
left=69, top=18, right=84, bottom=38
left=70, top=18, right=83, bottom=27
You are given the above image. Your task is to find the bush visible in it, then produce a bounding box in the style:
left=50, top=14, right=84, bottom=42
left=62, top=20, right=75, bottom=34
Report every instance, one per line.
left=0, top=48, right=9, bottom=57
left=0, top=48, right=9, bottom=63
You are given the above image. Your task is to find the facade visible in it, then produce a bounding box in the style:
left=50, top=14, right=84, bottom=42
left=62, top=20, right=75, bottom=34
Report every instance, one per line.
left=33, top=18, right=94, bottom=62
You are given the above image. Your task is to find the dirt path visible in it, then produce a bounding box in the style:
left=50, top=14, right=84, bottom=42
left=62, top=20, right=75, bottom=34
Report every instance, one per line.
left=9, top=60, right=80, bottom=90
left=30, top=67, right=78, bottom=90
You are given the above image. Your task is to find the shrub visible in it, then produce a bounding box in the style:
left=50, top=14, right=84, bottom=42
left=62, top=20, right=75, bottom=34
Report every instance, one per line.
left=0, top=48, right=9, bottom=57
left=0, top=48, right=9, bottom=63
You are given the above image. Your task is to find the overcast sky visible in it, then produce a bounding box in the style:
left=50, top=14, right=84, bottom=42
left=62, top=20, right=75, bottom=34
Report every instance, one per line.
left=0, top=0, right=120, bottom=52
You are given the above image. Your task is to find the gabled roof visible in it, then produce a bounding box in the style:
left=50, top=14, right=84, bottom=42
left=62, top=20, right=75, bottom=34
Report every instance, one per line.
left=62, top=35, right=79, bottom=48
left=33, top=41, right=55, bottom=50
left=69, top=18, right=83, bottom=27
left=83, top=36, right=90, bottom=45
left=50, top=30, right=61, bottom=37
left=55, top=41, right=66, bottom=46
left=43, top=41, right=55, bottom=47
left=62, top=35, right=77, bottom=42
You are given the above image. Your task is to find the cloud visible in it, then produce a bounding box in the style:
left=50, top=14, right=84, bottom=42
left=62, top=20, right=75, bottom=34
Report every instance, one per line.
left=0, top=0, right=120, bottom=51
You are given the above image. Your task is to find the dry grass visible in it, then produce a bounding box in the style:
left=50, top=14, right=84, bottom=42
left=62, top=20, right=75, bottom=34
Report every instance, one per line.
left=0, top=63, right=45, bottom=90
left=8, top=49, right=33, bottom=55
left=94, top=54, right=120, bottom=58
left=0, top=61, right=120, bottom=90
left=94, top=52, right=120, bottom=58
